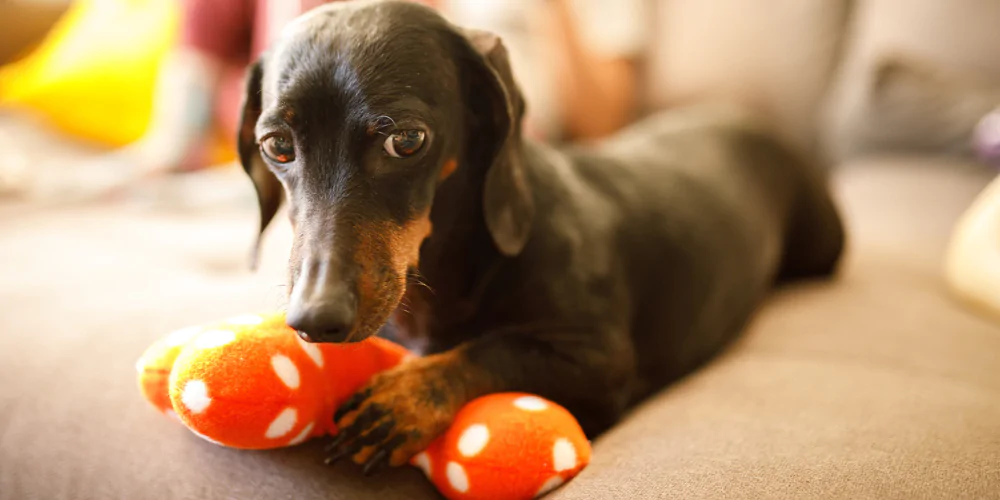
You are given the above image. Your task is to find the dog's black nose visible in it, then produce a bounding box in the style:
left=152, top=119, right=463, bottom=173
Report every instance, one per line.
left=286, top=295, right=357, bottom=343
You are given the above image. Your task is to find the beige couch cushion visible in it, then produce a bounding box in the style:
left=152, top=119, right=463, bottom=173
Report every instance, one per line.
left=821, top=0, right=1000, bottom=162
left=5, top=157, right=996, bottom=500
left=554, top=157, right=1000, bottom=499
left=643, top=0, right=852, bottom=154
left=2, top=131, right=998, bottom=498
left=0, top=186, right=435, bottom=499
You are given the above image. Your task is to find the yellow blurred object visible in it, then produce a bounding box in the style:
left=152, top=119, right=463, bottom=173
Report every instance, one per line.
left=0, top=0, right=178, bottom=147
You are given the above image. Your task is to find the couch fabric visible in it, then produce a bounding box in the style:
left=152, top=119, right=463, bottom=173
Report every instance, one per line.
left=2, top=158, right=998, bottom=500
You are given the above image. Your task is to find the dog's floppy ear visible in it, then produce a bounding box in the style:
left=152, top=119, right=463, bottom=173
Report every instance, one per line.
left=238, top=57, right=283, bottom=270
left=460, top=29, right=534, bottom=257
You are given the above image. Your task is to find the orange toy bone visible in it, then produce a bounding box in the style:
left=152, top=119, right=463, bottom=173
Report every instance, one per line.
left=137, top=312, right=590, bottom=500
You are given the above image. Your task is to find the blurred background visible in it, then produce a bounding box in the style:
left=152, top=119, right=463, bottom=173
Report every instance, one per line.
left=1, top=1, right=1000, bottom=498
left=2, top=0, right=999, bottom=317
left=3, top=0, right=997, bottom=199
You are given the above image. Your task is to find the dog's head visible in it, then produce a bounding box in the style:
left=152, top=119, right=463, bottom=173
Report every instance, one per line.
left=239, top=0, right=533, bottom=343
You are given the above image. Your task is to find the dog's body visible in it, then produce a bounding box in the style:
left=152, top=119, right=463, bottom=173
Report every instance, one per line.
left=238, top=0, right=844, bottom=472
left=403, top=108, right=844, bottom=430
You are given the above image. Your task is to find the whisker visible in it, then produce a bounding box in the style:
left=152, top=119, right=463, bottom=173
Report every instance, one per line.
left=406, top=269, right=436, bottom=296
left=397, top=296, right=414, bottom=316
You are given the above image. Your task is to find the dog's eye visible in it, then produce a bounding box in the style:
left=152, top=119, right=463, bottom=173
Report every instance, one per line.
left=261, top=134, right=296, bottom=164
left=383, top=130, right=425, bottom=158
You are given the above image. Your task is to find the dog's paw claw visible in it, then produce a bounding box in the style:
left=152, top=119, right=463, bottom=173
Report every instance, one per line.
left=326, top=360, right=461, bottom=471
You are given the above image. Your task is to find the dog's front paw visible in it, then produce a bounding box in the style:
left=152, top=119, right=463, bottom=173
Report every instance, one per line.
left=325, top=356, right=464, bottom=474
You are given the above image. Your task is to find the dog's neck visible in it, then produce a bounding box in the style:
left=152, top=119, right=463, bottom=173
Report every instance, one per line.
left=392, top=155, right=512, bottom=343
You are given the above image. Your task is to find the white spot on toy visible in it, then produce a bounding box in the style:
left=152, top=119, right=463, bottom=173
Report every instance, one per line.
left=164, top=409, right=181, bottom=422
left=535, top=476, right=565, bottom=497
left=287, top=421, right=315, bottom=445
left=194, top=329, right=237, bottom=349
left=271, top=354, right=300, bottom=389
left=265, top=407, right=298, bottom=439
left=446, top=461, right=469, bottom=493
left=552, top=438, right=577, bottom=472
left=413, top=452, right=432, bottom=477
left=457, top=424, right=490, bottom=457
left=181, top=380, right=211, bottom=414
left=227, top=314, right=263, bottom=325
left=296, top=336, right=324, bottom=368
left=165, top=326, right=201, bottom=346
left=513, top=396, right=548, bottom=411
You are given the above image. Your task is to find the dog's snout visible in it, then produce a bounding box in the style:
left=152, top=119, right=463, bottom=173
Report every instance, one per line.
left=286, top=295, right=357, bottom=343
left=286, top=255, right=358, bottom=343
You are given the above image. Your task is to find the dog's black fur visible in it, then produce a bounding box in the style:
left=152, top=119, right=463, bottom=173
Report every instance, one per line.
left=237, top=0, right=845, bottom=472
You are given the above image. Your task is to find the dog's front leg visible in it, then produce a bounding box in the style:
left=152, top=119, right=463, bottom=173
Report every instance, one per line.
left=325, top=328, right=634, bottom=473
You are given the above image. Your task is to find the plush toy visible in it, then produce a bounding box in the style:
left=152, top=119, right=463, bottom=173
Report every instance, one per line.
left=137, top=312, right=590, bottom=499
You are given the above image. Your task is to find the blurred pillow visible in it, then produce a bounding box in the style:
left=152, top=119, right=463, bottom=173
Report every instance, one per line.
left=643, top=0, right=852, bottom=156
left=818, top=0, right=1000, bottom=163
left=842, top=57, right=1000, bottom=159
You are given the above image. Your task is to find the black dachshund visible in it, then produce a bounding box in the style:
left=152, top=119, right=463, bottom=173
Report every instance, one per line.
left=237, top=0, right=845, bottom=474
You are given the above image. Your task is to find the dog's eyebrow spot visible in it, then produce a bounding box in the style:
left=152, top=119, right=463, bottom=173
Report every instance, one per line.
left=283, top=109, right=297, bottom=126
left=439, top=159, right=458, bottom=181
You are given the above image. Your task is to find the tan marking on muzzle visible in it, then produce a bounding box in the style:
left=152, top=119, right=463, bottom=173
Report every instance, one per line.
left=348, top=211, right=433, bottom=339
left=391, top=209, right=433, bottom=273
left=348, top=225, right=396, bottom=340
